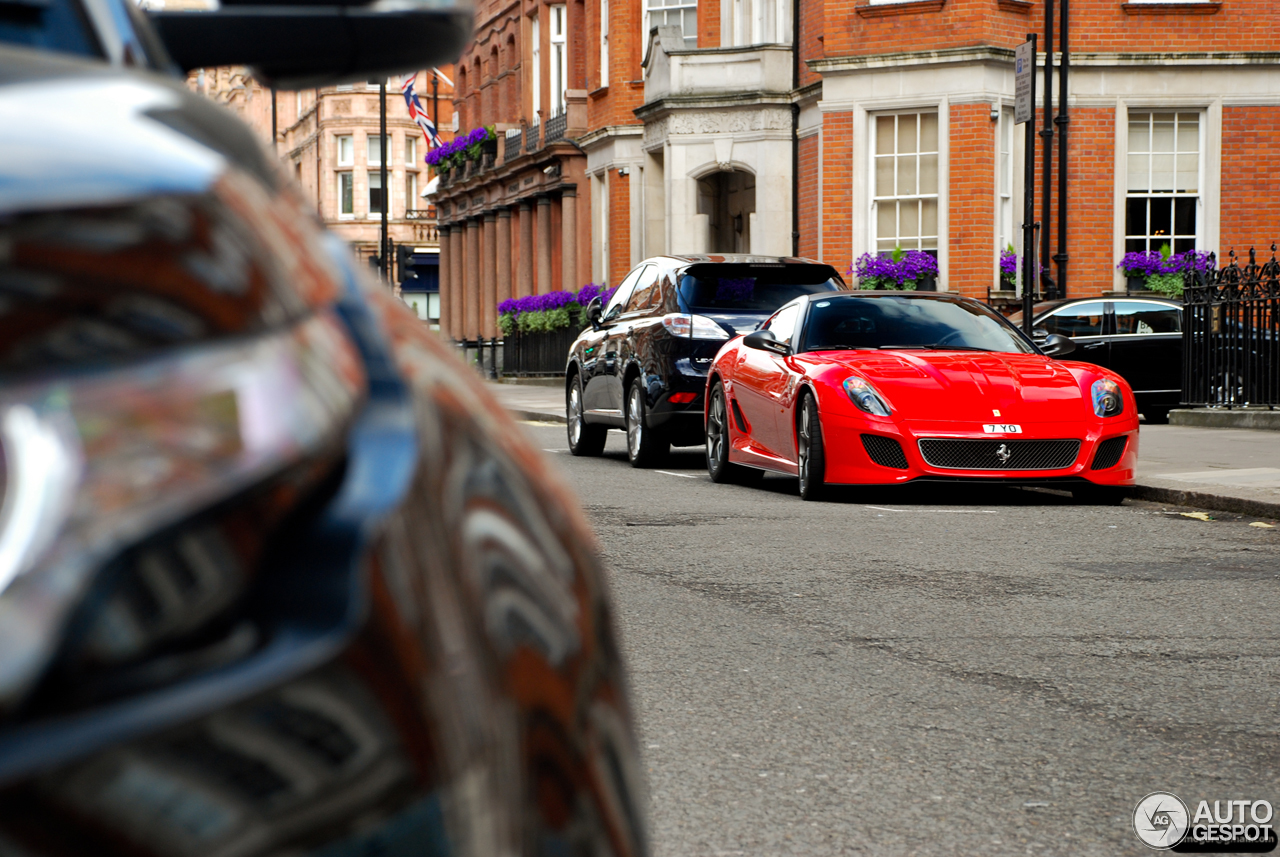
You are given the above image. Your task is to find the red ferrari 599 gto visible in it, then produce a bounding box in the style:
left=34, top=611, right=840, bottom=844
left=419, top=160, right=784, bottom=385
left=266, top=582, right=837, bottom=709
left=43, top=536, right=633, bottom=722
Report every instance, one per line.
left=704, top=291, right=1140, bottom=502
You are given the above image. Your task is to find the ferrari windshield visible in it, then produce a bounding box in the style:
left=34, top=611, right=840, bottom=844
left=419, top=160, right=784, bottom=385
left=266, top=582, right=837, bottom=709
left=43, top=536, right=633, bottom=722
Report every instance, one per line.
left=802, top=295, right=1035, bottom=354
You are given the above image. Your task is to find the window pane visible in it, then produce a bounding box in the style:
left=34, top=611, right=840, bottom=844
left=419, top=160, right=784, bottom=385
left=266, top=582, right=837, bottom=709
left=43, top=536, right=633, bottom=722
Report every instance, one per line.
left=900, top=199, right=918, bottom=239
left=1148, top=198, right=1172, bottom=244
left=1114, top=301, right=1181, bottom=334
left=876, top=116, right=895, bottom=155
left=1151, top=121, right=1175, bottom=153
left=1176, top=154, right=1198, bottom=193
left=1126, top=197, right=1147, bottom=238
left=1176, top=121, right=1197, bottom=154
left=1128, top=120, right=1149, bottom=153
left=339, top=172, right=353, bottom=214
left=338, top=135, right=353, bottom=165
left=898, top=114, right=917, bottom=154
left=369, top=172, right=383, bottom=214
left=368, top=136, right=383, bottom=165
left=919, top=113, right=938, bottom=152
left=1127, top=153, right=1148, bottom=191
left=1151, top=153, right=1174, bottom=193
left=1042, top=304, right=1104, bottom=337
left=919, top=154, right=938, bottom=194
left=897, top=156, right=917, bottom=196
left=877, top=201, right=896, bottom=240
left=921, top=198, right=937, bottom=240
left=875, top=156, right=894, bottom=196
left=1174, top=197, right=1196, bottom=236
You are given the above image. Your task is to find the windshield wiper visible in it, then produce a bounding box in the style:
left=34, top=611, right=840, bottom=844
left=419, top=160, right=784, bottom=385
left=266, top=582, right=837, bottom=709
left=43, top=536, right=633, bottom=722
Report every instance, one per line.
left=877, top=344, right=996, bottom=352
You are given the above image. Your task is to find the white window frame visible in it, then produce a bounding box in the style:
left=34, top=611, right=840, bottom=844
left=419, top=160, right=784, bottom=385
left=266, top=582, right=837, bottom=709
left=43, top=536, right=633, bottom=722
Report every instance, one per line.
left=869, top=110, right=940, bottom=256
left=1122, top=109, right=1204, bottom=257
left=995, top=106, right=1026, bottom=290
left=645, top=0, right=697, bottom=50
left=600, top=0, right=609, bottom=88
left=367, top=134, right=387, bottom=167
left=367, top=171, right=383, bottom=219
left=338, top=171, right=354, bottom=218
left=406, top=136, right=418, bottom=167
left=406, top=172, right=418, bottom=211
left=336, top=134, right=354, bottom=166
left=549, top=4, right=567, bottom=117
left=531, top=14, right=542, bottom=120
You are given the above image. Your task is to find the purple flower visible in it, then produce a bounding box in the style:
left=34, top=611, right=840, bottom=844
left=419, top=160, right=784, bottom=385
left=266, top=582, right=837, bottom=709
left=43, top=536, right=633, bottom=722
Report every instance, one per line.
left=851, top=249, right=938, bottom=289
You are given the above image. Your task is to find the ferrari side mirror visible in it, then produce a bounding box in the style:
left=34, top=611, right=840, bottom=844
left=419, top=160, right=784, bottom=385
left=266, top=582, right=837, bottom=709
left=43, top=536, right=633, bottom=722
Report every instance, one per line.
left=743, top=329, right=791, bottom=356
left=1040, top=332, right=1076, bottom=358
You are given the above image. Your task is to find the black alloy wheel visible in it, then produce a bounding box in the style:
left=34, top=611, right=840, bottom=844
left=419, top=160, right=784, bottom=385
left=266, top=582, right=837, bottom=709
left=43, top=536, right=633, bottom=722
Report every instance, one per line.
left=567, top=373, right=607, bottom=456
left=625, top=376, right=669, bottom=468
left=1070, top=484, right=1129, bottom=506
left=706, top=381, right=762, bottom=485
left=797, top=393, right=827, bottom=501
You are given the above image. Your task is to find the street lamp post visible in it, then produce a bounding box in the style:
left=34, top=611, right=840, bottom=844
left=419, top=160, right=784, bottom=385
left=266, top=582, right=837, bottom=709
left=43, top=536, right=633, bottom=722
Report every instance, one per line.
left=380, top=80, right=389, bottom=282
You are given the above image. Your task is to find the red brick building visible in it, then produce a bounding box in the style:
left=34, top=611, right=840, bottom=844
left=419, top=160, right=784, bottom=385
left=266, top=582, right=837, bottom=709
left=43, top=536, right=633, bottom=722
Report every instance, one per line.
left=438, top=0, right=1280, bottom=336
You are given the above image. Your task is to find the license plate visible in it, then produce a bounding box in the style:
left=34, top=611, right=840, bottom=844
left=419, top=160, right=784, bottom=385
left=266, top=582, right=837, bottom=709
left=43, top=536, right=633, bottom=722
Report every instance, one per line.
left=983, top=423, right=1023, bottom=434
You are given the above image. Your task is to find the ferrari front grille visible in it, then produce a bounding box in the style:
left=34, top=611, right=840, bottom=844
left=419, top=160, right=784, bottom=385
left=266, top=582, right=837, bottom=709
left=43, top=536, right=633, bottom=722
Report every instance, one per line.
left=1090, top=436, right=1128, bottom=470
left=917, top=438, right=1081, bottom=471
left=861, top=434, right=909, bottom=469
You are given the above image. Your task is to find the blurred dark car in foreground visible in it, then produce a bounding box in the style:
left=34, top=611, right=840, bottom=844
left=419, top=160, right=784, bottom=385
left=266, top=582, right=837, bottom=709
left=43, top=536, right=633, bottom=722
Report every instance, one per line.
left=0, top=5, right=647, bottom=857
left=566, top=255, right=845, bottom=466
left=1010, top=296, right=1182, bottom=422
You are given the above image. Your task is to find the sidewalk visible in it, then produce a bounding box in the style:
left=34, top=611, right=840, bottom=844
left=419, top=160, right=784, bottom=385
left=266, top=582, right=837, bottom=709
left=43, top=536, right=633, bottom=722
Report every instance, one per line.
left=483, top=380, right=1280, bottom=518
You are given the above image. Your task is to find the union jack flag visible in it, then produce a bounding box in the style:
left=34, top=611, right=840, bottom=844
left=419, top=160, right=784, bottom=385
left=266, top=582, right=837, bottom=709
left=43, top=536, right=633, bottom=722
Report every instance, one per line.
left=401, top=73, right=442, bottom=151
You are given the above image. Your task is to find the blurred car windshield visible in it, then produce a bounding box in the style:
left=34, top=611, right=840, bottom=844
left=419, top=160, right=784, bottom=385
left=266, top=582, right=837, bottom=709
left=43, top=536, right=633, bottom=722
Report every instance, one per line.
left=679, top=264, right=843, bottom=312
left=804, top=295, right=1035, bottom=354
left=0, top=0, right=103, bottom=58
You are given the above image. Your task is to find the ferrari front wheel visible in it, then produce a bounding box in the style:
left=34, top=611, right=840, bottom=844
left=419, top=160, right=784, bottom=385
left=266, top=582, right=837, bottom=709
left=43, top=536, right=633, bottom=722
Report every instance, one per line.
left=706, top=382, right=762, bottom=485
left=797, top=393, right=827, bottom=501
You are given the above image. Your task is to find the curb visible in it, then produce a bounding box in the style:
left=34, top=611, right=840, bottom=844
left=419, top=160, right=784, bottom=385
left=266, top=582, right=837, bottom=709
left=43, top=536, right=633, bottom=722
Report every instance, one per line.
left=1169, top=408, right=1280, bottom=431
left=512, top=409, right=566, bottom=424
left=1130, top=483, right=1280, bottom=520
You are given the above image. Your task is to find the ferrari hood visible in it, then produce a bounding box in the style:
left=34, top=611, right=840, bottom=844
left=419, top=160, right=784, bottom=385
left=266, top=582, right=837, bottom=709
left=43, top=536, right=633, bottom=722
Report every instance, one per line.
left=815, top=350, right=1093, bottom=423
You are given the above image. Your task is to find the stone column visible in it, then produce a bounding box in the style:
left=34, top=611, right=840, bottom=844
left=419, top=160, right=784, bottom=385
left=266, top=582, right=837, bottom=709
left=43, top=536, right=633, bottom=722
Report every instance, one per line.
left=560, top=186, right=577, bottom=292
left=465, top=217, right=481, bottom=340
left=450, top=223, right=464, bottom=341
left=497, top=207, right=513, bottom=310
left=482, top=210, right=497, bottom=338
left=517, top=200, right=534, bottom=297
left=535, top=195, right=552, bottom=295
left=437, top=224, right=451, bottom=335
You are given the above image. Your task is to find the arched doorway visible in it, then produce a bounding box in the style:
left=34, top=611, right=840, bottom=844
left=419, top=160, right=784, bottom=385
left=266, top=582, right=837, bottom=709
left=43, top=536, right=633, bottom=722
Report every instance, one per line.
left=696, top=169, right=756, bottom=253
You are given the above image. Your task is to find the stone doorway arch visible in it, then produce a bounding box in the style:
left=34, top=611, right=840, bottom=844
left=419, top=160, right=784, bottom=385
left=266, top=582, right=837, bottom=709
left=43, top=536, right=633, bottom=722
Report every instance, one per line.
left=696, top=169, right=756, bottom=253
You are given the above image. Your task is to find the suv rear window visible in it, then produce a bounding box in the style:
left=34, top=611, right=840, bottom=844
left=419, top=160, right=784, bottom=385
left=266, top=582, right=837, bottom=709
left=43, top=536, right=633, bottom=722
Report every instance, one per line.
left=678, top=264, right=844, bottom=312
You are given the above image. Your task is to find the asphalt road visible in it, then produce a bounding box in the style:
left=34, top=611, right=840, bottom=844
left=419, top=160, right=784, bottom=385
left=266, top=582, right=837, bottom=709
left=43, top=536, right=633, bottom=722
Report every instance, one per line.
left=521, top=421, right=1280, bottom=857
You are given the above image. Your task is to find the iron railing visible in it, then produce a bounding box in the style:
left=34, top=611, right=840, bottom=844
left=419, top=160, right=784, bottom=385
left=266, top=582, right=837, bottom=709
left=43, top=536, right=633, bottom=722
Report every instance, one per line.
left=1182, top=246, right=1280, bottom=408
left=524, top=122, right=541, bottom=154
left=503, top=129, right=522, bottom=163
left=504, top=327, right=579, bottom=376
left=545, top=112, right=567, bottom=144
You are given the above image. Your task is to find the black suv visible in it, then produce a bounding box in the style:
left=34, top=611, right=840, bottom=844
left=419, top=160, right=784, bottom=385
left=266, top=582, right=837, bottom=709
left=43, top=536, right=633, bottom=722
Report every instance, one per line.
left=565, top=255, right=846, bottom=466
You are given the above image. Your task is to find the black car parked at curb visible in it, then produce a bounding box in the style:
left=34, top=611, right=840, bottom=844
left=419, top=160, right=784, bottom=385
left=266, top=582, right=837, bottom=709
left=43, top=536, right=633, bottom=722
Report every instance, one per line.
left=565, top=255, right=846, bottom=466
left=1011, top=295, right=1183, bottom=423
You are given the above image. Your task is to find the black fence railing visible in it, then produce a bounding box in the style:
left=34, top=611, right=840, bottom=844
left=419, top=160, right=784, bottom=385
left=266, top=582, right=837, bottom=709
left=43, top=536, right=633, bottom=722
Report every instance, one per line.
left=545, top=111, right=567, bottom=144
left=524, top=122, right=541, bottom=154
left=504, top=327, right=579, bottom=376
left=1183, top=246, right=1280, bottom=408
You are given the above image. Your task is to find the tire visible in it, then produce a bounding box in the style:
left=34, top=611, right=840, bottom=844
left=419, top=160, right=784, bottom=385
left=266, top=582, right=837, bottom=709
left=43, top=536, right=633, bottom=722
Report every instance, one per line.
left=796, top=393, right=827, bottom=501
left=706, top=382, right=763, bottom=485
left=567, top=373, right=607, bottom=456
left=1071, top=484, right=1129, bottom=506
left=625, top=377, right=669, bottom=468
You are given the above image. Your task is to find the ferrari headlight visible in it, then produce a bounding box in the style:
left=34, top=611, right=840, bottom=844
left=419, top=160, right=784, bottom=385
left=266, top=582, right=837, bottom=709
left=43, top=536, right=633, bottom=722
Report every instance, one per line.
left=843, top=376, right=892, bottom=417
left=0, top=313, right=364, bottom=711
left=1091, top=378, right=1123, bottom=418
